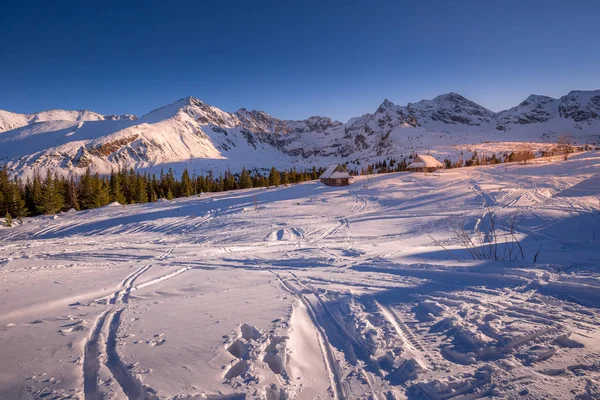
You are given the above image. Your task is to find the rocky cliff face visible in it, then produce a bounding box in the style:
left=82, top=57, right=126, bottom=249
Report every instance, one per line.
left=558, top=90, right=600, bottom=122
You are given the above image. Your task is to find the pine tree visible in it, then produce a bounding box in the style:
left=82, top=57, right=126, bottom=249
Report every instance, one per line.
left=224, top=168, right=237, bottom=191
left=281, top=170, right=289, bottom=186
left=180, top=169, right=193, bottom=197
left=239, top=167, right=252, bottom=189
left=269, top=167, right=280, bottom=187
left=40, top=169, right=64, bottom=214
left=311, top=166, right=318, bottom=180
left=65, top=176, right=80, bottom=210
left=95, top=175, right=110, bottom=207
left=127, top=169, right=137, bottom=204
left=9, top=181, right=27, bottom=219
left=0, top=168, right=27, bottom=219
left=79, top=168, right=95, bottom=210
left=109, top=170, right=126, bottom=204
left=134, top=174, right=148, bottom=203
left=166, top=187, right=174, bottom=200
left=196, top=175, right=206, bottom=194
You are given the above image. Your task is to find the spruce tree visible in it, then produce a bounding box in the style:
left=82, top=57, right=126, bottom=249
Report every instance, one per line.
left=180, top=169, right=193, bottom=197
left=40, top=169, right=64, bottom=214
left=109, top=170, right=126, bottom=204
left=268, top=167, right=280, bottom=187
left=95, top=175, right=110, bottom=207
left=66, top=176, right=80, bottom=210
left=239, top=167, right=252, bottom=189
left=281, top=170, right=289, bottom=186
left=79, top=168, right=95, bottom=210
left=135, top=174, right=148, bottom=203
left=9, top=181, right=27, bottom=219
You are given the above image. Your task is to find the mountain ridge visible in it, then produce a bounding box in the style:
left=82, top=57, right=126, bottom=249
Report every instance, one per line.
left=1, top=89, right=599, bottom=178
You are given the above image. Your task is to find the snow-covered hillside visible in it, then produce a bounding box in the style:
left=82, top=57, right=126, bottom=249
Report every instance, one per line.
left=1, top=152, right=599, bottom=399
left=0, top=109, right=135, bottom=133
left=1, top=90, right=599, bottom=178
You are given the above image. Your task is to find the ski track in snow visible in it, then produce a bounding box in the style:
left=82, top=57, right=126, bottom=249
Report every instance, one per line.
left=272, top=270, right=347, bottom=399
left=82, top=246, right=185, bottom=399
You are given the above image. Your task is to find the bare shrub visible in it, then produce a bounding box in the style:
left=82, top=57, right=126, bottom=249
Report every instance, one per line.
left=449, top=208, right=525, bottom=261
left=508, top=143, right=535, bottom=164
left=557, top=134, right=574, bottom=161
left=427, top=206, right=533, bottom=262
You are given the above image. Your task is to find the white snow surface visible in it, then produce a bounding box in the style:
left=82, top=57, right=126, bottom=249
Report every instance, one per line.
left=1, top=90, right=599, bottom=179
left=1, top=152, right=600, bottom=399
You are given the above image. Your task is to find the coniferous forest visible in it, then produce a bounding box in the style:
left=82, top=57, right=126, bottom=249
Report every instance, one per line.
left=0, top=166, right=326, bottom=222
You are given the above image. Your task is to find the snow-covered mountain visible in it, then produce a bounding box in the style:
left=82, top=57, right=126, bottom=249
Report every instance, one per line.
left=0, top=90, right=598, bottom=177
left=0, top=109, right=135, bottom=133
left=406, top=92, right=495, bottom=126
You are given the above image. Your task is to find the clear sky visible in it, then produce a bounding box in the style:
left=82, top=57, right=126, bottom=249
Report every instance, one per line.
left=1, top=0, right=599, bottom=122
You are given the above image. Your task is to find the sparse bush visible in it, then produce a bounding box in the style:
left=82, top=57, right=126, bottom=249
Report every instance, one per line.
left=449, top=209, right=525, bottom=261
left=557, top=134, right=574, bottom=161
left=508, top=148, right=535, bottom=164
left=427, top=204, right=534, bottom=262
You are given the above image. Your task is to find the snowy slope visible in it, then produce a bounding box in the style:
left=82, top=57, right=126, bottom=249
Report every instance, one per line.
left=1, top=90, right=599, bottom=178
left=1, top=152, right=600, bottom=399
left=0, top=109, right=135, bottom=133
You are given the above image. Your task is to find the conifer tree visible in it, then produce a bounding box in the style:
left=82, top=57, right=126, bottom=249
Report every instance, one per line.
left=311, top=166, right=318, bottom=180
left=79, top=168, right=95, bottom=210
left=109, top=170, right=126, bottom=204
left=239, top=167, right=252, bottom=189
left=40, top=169, right=64, bottom=214
left=180, top=169, right=193, bottom=197
left=224, top=168, right=236, bottom=191
left=135, top=174, right=148, bottom=203
left=66, top=176, right=80, bottom=210
left=268, top=167, right=280, bottom=187
left=95, top=175, right=110, bottom=207
left=29, top=172, right=43, bottom=215
left=281, top=170, right=289, bottom=186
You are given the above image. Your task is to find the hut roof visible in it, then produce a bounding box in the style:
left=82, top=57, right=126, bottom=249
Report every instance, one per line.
left=407, top=155, right=444, bottom=169
left=319, top=164, right=351, bottom=179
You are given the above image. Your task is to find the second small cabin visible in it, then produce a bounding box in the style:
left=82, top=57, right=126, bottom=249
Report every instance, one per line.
left=319, top=164, right=352, bottom=186
left=407, top=155, right=445, bottom=173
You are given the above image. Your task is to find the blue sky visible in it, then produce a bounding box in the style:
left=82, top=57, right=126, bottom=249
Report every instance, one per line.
left=1, top=0, right=599, bottom=122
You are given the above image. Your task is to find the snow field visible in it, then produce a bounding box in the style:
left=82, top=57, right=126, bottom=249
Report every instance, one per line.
left=0, top=152, right=599, bottom=399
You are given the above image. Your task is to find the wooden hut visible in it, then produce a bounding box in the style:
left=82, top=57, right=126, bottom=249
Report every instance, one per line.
left=407, top=155, right=445, bottom=172
left=319, top=164, right=352, bottom=186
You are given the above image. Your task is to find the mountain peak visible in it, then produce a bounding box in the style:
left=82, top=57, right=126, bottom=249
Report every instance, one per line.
left=433, top=92, right=468, bottom=102
left=376, top=98, right=397, bottom=114
left=381, top=98, right=395, bottom=107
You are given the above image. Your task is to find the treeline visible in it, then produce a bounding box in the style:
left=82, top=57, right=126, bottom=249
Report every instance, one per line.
left=346, top=158, right=409, bottom=175
left=0, top=165, right=324, bottom=223
left=443, top=151, right=505, bottom=169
